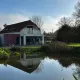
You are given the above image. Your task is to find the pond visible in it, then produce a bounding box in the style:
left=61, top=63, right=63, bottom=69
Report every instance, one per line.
left=0, top=56, right=79, bottom=80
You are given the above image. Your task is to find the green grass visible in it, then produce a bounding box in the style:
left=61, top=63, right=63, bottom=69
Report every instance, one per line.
left=0, top=46, right=41, bottom=59
left=68, top=43, right=80, bottom=47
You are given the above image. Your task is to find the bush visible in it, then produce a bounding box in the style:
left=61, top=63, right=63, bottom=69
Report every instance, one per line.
left=72, top=47, right=80, bottom=54
left=40, top=44, right=53, bottom=54
left=10, top=47, right=21, bottom=52
left=0, top=47, right=41, bottom=59
left=50, top=41, right=72, bottom=53
left=3, top=48, right=11, bottom=54
left=14, top=52, right=20, bottom=57
left=0, top=49, right=9, bottom=59
left=40, top=41, right=73, bottom=55
left=20, top=47, right=40, bottom=54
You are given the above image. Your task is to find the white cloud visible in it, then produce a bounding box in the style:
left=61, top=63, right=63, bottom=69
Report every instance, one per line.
left=0, top=14, right=29, bottom=29
left=0, top=14, right=70, bottom=32
left=43, top=15, right=71, bottom=32
left=9, top=14, right=29, bottom=23
left=43, top=16, right=59, bottom=32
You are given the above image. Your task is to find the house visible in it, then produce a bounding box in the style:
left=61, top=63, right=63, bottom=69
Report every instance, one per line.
left=0, top=20, right=44, bottom=46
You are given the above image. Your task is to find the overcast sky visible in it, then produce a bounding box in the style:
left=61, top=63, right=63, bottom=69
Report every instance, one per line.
left=0, top=0, right=79, bottom=32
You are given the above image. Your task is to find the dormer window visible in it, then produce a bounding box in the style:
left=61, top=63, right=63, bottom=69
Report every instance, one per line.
left=27, top=26, right=33, bottom=34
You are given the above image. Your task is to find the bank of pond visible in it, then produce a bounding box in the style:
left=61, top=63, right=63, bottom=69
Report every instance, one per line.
left=0, top=41, right=80, bottom=59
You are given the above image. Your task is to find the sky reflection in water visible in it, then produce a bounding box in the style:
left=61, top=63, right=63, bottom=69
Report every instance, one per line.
left=0, top=57, right=79, bottom=80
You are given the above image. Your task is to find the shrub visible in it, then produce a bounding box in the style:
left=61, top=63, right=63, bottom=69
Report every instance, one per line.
left=72, top=47, right=80, bottom=54
left=40, top=44, right=53, bottom=55
left=10, top=47, right=21, bottom=52
left=0, top=49, right=9, bottom=59
left=20, top=47, right=40, bottom=55
left=50, top=41, right=72, bottom=53
left=40, top=41, right=73, bottom=55
left=14, top=52, right=20, bottom=57
left=3, top=48, right=11, bottom=54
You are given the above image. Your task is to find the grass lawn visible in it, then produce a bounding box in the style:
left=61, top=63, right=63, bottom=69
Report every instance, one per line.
left=68, top=43, right=80, bottom=47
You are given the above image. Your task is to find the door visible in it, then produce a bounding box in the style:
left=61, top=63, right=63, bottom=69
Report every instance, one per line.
left=21, top=36, right=23, bottom=45
left=16, top=37, right=20, bottom=45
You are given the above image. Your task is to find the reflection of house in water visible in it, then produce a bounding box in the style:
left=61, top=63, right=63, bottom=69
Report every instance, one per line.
left=20, top=58, right=41, bottom=68
left=8, top=57, right=42, bottom=73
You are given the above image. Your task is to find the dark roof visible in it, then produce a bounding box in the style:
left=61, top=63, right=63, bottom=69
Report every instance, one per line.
left=8, top=60, right=40, bottom=73
left=0, top=20, right=40, bottom=34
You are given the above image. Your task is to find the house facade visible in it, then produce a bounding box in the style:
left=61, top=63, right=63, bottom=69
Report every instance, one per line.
left=0, top=20, right=44, bottom=46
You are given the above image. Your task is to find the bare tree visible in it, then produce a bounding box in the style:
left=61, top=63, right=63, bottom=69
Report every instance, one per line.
left=73, top=1, right=80, bottom=18
left=30, top=16, right=43, bottom=28
left=58, top=17, right=73, bottom=26
left=73, top=1, right=80, bottom=26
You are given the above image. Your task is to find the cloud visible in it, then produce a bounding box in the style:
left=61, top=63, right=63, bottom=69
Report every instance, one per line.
left=0, top=14, right=29, bottom=29
left=43, top=16, right=58, bottom=32
left=9, top=14, right=29, bottom=23
left=43, top=15, right=71, bottom=32
left=0, top=14, right=70, bottom=32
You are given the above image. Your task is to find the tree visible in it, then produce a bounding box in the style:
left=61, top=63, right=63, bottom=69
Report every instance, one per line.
left=58, top=17, right=73, bottom=27
left=30, top=16, right=43, bottom=28
left=56, top=1, right=80, bottom=43
left=56, top=24, right=71, bottom=42
left=73, top=1, right=80, bottom=26
left=73, top=1, right=80, bottom=18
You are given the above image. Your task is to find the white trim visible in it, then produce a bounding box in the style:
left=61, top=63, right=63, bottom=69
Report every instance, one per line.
left=20, top=34, right=43, bottom=36
left=42, top=35, right=44, bottom=44
left=23, top=35, right=26, bottom=45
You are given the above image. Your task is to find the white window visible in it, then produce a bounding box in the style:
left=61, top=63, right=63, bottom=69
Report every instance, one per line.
left=27, top=26, right=33, bottom=34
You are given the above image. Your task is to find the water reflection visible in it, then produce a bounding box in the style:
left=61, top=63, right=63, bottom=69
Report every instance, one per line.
left=20, top=57, right=42, bottom=73
left=49, top=56, right=80, bottom=67
left=0, top=55, right=80, bottom=80
left=7, top=57, right=42, bottom=74
left=73, top=66, right=80, bottom=80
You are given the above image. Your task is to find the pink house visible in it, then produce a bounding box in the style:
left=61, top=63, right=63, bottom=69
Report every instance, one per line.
left=0, top=20, right=44, bottom=46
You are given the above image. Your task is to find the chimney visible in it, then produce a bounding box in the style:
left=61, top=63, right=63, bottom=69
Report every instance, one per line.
left=4, top=23, right=7, bottom=27
left=52, top=29, right=53, bottom=33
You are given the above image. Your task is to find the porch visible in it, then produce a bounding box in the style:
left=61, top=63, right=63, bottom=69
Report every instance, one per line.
left=17, top=36, right=44, bottom=46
